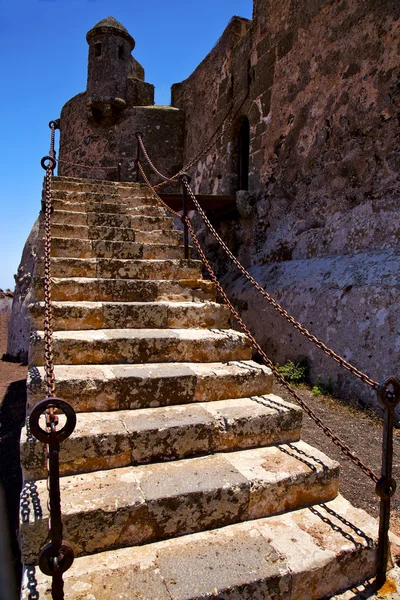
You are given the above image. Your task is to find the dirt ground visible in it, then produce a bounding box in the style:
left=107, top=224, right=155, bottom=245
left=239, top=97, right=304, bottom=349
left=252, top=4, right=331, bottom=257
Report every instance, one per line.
left=1, top=301, right=399, bottom=597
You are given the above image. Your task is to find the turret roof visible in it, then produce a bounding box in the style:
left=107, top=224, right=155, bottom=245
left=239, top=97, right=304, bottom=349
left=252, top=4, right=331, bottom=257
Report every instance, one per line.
left=86, top=16, right=135, bottom=50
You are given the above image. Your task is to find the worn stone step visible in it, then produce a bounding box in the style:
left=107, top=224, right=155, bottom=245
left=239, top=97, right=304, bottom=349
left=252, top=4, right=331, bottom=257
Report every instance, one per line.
left=51, top=210, right=137, bottom=229
left=48, top=238, right=189, bottom=259
left=51, top=198, right=130, bottom=214
left=36, top=257, right=202, bottom=279
left=21, top=495, right=383, bottom=600
left=129, top=215, right=174, bottom=231
left=27, top=360, right=274, bottom=412
left=51, top=210, right=87, bottom=226
left=19, top=441, right=339, bottom=563
left=29, top=328, right=252, bottom=366
left=21, top=395, right=303, bottom=479
left=30, top=301, right=231, bottom=331
left=33, top=277, right=215, bottom=302
left=128, top=205, right=167, bottom=217
left=51, top=178, right=155, bottom=203
left=51, top=224, right=136, bottom=241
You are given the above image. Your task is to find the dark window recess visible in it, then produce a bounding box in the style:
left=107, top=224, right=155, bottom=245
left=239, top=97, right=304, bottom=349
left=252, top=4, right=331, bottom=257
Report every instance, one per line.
left=238, top=117, right=250, bottom=190
left=95, top=43, right=102, bottom=57
left=118, top=45, right=124, bottom=59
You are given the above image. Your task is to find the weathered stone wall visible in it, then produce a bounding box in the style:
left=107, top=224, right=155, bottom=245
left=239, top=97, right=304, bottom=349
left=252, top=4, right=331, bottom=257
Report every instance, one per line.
left=7, top=218, right=40, bottom=363
left=59, top=93, right=184, bottom=185
left=173, top=0, right=400, bottom=410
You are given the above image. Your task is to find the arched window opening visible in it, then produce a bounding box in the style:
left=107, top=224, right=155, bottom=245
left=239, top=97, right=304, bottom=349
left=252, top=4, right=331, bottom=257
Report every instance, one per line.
left=238, top=117, right=250, bottom=191
left=118, top=45, right=124, bottom=59
left=94, top=43, right=102, bottom=57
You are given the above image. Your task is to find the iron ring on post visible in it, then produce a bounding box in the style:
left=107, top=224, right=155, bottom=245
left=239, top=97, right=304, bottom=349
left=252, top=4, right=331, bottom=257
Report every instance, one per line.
left=178, top=172, right=192, bottom=184
left=376, top=476, right=397, bottom=500
left=29, top=398, right=76, bottom=444
left=41, top=156, right=57, bottom=171
left=135, top=131, right=144, bottom=139
left=377, top=377, right=400, bottom=409
left=39, top=540, right=75, bottom=576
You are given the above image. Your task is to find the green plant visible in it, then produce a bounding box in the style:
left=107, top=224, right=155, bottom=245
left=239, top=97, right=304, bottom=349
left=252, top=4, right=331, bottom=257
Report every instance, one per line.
left=312, top=376, right=334, bottom=397
left=276, top=360, right=308, bottom=385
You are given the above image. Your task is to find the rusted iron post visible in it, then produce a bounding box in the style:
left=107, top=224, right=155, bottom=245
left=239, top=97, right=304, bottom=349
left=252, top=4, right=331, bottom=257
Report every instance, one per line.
left=117, top=162, right=122, bottom=182
left=376, top=377, right=400, bottom=587
left=178, top=173, right=191, bottom=260
left=30, top=398, right=76, bottom=599
left=135, top=132, right=143, bottom=182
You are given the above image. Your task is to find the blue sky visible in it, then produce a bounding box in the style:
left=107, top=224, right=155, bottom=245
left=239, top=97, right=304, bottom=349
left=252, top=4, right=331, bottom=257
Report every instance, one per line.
left=0, top=0, right=252, bottom=290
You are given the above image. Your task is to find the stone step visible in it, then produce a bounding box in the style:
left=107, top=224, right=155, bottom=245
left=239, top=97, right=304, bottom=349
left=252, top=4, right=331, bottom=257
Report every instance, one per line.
left=27, top=360, right=274, bottom=412
left=51, top=210, right=88, bottom=226
left=129, top=215, right=174, bottom=231
left=50, top=224, right=180, bottom=244
left=51, top=224, right=137, bottom=241
left=128, top=205, right=167, bottom=217
left=51, top=179, right=155, bottom=203
left=36, top=257, right=202, bottom=279
left=19, top=441, right=339, bottom=563
left=33, top=277, right=216, bottom=302
left=30, top=301, right=231, bottom=330
left=21, top=395, right=303, bottom=479
left=48, top=238, right=189, bottom=259
left=29, top=328, right=252, bottom=366
left=20, top=495, right=381, bottom=600
left=52, top=210, right=132, bottom=228
left=51, top=210, right=173, bottom=230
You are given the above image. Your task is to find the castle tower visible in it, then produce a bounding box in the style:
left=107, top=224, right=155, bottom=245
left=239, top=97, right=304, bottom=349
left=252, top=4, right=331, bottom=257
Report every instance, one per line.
left=58, top=16, right=183, bottom=182
left=86, top=16, right=135, bottom=123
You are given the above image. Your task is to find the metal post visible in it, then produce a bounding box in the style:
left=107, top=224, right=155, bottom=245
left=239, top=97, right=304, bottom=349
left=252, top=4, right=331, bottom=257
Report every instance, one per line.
left=117, top=162, right=122, bottom=182
left=135, top=132, right=143, bottom=182
left=376, top=377, right=400, bottom=587
left=178, top=173, right=192, bottom=260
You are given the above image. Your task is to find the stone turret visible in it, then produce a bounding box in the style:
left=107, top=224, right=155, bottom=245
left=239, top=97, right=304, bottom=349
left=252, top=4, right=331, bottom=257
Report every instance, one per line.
left=58, top=17, right=183, bottom=182
left=86, top=17, right=136, bottom=123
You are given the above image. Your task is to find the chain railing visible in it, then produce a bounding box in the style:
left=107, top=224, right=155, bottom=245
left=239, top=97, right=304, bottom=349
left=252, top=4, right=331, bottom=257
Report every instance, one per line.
left=136, top=137, right=399, bottom=586
left=27, top=121, right=77, bottom=600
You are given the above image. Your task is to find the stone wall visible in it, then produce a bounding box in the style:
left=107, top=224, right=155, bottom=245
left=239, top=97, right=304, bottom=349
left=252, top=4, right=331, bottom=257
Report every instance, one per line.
left=172, top=0, right=400, bottom=410
left=59, top=93, right=184, bottom=185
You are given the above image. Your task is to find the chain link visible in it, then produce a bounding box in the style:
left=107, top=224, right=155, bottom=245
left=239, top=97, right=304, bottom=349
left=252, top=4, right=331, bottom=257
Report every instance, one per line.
left=135, top=89, right=249, bottom=191
left=42, top=126, right=57, bottom=397
left=185, top=216, right=379, bottom=484
left=183, top=180, right=379, bottom=391
left=136, top=160, right=181, bottom=219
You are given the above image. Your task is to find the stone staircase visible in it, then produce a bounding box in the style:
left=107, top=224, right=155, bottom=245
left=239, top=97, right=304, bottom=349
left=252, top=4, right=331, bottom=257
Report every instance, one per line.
left=20, top=176, right=382, bottom=598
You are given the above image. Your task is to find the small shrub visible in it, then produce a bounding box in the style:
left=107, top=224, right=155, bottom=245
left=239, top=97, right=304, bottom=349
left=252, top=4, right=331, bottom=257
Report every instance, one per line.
left=277, top=360, right=308, bottom=385
left=312, top=376, right=334, bottom=397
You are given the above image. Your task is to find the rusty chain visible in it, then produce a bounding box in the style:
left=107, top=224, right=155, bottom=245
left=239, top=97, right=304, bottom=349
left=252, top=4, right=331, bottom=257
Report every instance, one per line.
left=184, top=214, right=380, bottom=484
left=29, top=121, right=76, bottom=599
left=137, top=167, right=379, bottom=481
left=41, top=123, right=57, bottom=397
left=135, top=89, right=249, bottom=190
left=136, top=160, right=181, bottom=219
left=182, top=179, right=379, bottom=391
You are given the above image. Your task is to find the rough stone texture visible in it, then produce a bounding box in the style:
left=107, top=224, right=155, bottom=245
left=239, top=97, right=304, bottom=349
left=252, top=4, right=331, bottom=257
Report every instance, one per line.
left=26, top=360, right=274, bottom=412
left=6, top=217, right=40, bottom=362
left=21, top=396, right=303, bottom=479
left=29, top=327, right=253, bottom=366
left=20, top=442, right=339, bottom=563
left=171, top=0, right=400, bottom=410
left=221, top=251, right=400, bottom=407
left=21, top=495, right=387, bottom=600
